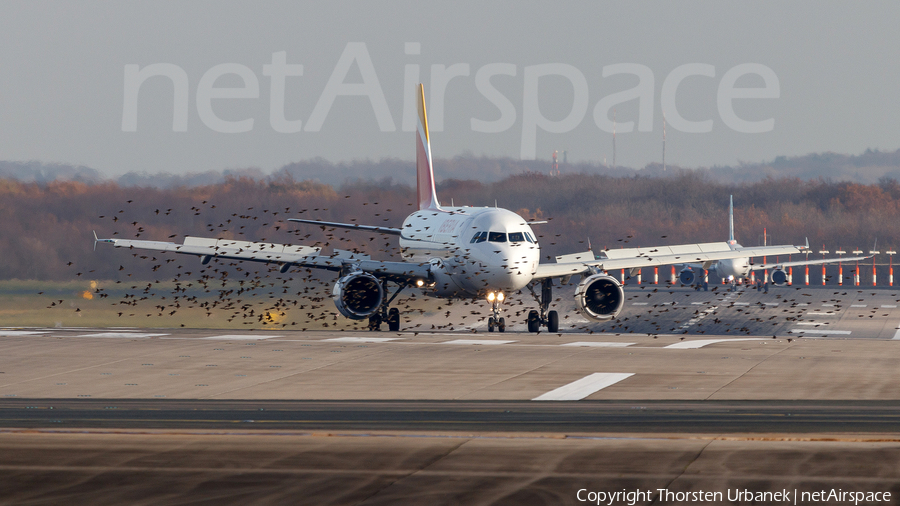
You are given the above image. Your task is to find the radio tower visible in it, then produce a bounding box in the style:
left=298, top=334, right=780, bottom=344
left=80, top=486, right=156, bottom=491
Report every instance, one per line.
left=612, top=109, right=617, bottom=168
left=551, top=150, right=559, bottom=176
left=662, top=114, right=667, bottom=171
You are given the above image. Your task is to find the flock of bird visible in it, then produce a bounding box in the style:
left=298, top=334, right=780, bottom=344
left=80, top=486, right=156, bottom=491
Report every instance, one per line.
left=63, top=197, right=900, bottom=335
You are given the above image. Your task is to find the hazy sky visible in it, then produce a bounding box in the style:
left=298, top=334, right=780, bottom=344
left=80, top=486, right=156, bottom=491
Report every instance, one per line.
left=1, top=1, right=898, bottom=176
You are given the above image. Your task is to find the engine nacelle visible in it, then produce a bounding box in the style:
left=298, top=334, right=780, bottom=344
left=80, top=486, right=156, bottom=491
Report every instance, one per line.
left=332, top=271, right=384, bottom=320
left=769, top=268, right=788, bottom=286
left=679, top=268, right=696, bottom=286
left=574, top=274, right=625, bottom=321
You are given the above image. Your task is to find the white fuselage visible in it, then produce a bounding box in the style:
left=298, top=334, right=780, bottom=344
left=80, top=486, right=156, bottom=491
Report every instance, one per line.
left=715, top=241, right=751, bottom=279
left=398, top=206, right=540, bottom=297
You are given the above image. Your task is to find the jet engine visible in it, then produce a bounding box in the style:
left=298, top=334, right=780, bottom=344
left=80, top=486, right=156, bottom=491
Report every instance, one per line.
left=574, top=274, right=625, bottom=321
left=679, top=268, right=696, bottom=286
left=769, top=268, right=788, bottom=286
left=332, top=271, right=384, bottom=320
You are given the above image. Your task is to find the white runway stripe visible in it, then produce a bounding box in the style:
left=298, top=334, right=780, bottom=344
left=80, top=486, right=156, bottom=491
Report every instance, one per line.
left=0, top=330, right=49, bottom=336
left=325, top=337, right=403, bottom=343
left=76, top=332, right=169, bottom=338
left=561, top=342, right=634, bottom=348
left=442, top=339, right=516, bottom=345
left=664, top=338, right=765, bottom=349
left=532, top=373, right=633, bottom=401
left=201, top=335, right=282, bottom=340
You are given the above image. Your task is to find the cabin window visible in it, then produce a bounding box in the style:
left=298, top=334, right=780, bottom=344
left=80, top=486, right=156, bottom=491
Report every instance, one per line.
left=470, top=231, right=487, bottom=243
left=508, top=232, right=525, bottom=242
left=488, top=232, right=507, bottom=243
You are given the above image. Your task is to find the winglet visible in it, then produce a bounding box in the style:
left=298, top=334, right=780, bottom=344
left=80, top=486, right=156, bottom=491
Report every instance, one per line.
left=416, top=83, right=441, bottom=211
left=93, top=230, right=99, bottom=252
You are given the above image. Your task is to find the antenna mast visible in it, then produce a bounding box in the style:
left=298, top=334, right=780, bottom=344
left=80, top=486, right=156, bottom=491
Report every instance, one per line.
left=662, top=114, right=667, bottom=171
left=612, top=109, right=617, bottom=168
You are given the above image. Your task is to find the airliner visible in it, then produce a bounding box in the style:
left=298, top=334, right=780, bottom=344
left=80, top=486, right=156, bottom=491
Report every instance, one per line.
left=97, top=84, right=826, bottom=333
left=676, top=196, right=870, bottom=287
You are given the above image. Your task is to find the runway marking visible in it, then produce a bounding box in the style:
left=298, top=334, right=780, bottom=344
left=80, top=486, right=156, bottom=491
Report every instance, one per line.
left=789, top=329, right=851, bottom=335
left=691, top=302, right=708, bottom=305
left=561, top=342, right=635, bottom=348
left=806, top=312, right=838, bottom=316
left=325, top=337, right=403, bottom=344
left=532, top=372, right=634, bottom=401
left=443, top=339, right=516, bottom=345
left=0, top=331, right=49, bottom=336
left=664, top=338, right=765, bottom=349
left=883, top=305, right=897, bottom=309
left=632, top=302, right=648, bottom=306
left=75, top=332, right=169, bottom=338
left=202, top=335, right=283, bottom=340
left=795, top=322, right=830, bottom=325
left=851, top=304, right=867, bottom=308
left=677, top=291, right=740, bottom=331
left=764, top=303, right=779, bottom=306
left=893, top=327, right=900, bottom=340
left=733, top=302, right=750, bottom=306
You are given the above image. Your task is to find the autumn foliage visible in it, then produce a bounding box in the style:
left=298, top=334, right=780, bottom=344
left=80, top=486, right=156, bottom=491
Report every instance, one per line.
left=1, top=173, right=898, bottom=281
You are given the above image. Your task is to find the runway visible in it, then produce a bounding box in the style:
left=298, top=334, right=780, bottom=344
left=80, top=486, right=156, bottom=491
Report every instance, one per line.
left=3, top=285, right=900, bottom=504
left=3, top=399, right=900, bottom=433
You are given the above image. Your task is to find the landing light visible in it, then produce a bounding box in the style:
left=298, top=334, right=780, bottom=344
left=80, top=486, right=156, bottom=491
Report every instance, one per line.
left=487, top=292, right=495, bottom=302
left=416, top=279, right=424, bottom=287
left=497, top=292, right=505, bottom=302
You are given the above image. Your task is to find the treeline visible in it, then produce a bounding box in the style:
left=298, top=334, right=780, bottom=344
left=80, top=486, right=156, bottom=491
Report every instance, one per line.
left=5, top=148, right=900, bottom=188
left=1, top=173, right=899, bottom=282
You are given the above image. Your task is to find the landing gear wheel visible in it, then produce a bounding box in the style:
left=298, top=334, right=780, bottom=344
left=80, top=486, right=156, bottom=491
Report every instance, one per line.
left=498, top=317, right=506, bottom=333
left=547, top=310, right=559, bottom=333
left=368, top=314, right=382, bottom=331
left=488, top=317, right=495, bottom=332
left=387, top=307, right=400, bottom=332
left=527, top=310, right=540, bottom=333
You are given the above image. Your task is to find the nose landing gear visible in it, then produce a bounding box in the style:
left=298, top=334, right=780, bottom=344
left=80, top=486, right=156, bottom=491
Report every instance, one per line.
left=486, top=292, right=506, bottom=332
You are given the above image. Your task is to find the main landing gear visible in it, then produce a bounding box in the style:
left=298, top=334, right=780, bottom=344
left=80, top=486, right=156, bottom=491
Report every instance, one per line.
left=526, top=278, right=559, bottom=333
left=368, top=281, right=406, bottom=332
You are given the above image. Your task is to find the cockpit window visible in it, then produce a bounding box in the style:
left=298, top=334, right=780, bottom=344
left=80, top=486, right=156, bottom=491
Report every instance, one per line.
left=525, top=232, right=536, bottom=243
left=470, top=231, right=487, bottom=243
left=488, top=232, right=507, bottom=243
left=508, top=232, right=525, bottom=242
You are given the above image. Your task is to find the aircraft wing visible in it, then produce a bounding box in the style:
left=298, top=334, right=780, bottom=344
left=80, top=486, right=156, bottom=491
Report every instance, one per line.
left=533, top=242, right=805, bottom=279
left=751, top=255, right=873, bottom=271
left=95, top=235, right=431, bottom=282
left=287, top=219, right=402, bottom=235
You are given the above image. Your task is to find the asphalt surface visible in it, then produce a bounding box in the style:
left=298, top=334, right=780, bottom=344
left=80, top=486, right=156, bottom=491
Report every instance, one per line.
left=4, top=284, right=900, bottom=504
left=3, top=399, right=900, bottom=433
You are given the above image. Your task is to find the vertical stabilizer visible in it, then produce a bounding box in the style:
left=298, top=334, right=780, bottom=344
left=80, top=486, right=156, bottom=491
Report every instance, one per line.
left=728, top=195, right=735, bottom=244
left=416, top=83, right=441, bottom=211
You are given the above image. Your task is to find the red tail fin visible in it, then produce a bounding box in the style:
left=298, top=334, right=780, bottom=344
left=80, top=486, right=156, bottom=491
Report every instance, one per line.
left=416, top=83, right=441, bottom=211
